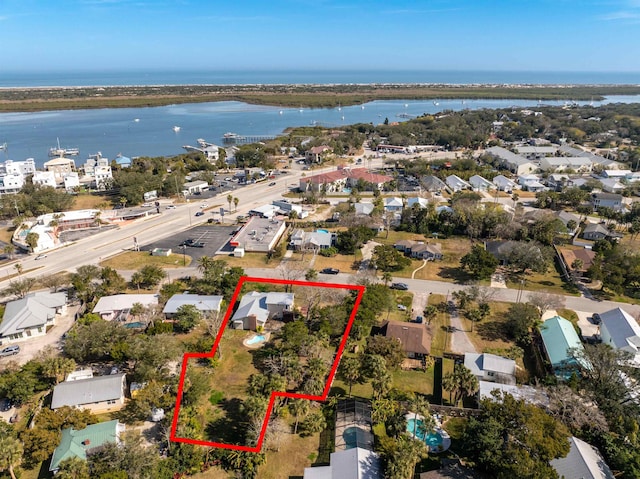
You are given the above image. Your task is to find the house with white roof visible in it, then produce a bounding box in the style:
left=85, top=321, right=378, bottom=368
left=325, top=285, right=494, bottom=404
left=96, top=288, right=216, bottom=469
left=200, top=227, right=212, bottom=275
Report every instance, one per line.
left=162, top=294, right=223, bottom=318
left=63, top=172, right=80, bottom=191
left=0, top=292, right=67, bottom=344
left=599, top=307, right=640, bottom=366
left=406, top=197, right=429, bottom=209
left=468, top=175, right=495, bottom=192
left=550, top=436, right=614, bottom=479
left=94, top=164, right=113, bottom=189
left=354, top=202, right=375, bottom=216
left=383, top=197, right=404, bottom=211
left=492, top=174, right=518, bottom=192
left=420, top=175, right=447, bottom=192
left=303, top=447, right=381, bottom=479
left=486, top=146, right=537, bottom=176
left=558, top=144, right=623, bottom=170
left=602, top=169, right=632, bottom=178
left=230, top=291, right=294, bottom=330
left=518, top=174, right=545, bottom=192
left=539, top=157, right=593, bottom=173
left=44, top=156, right=76, bottom=183
left=92, top=294, right=158, bottom=321
left=464, top=353, right=516, bottom=385
left=445, top=175, right=471, bottom=192
left=32, top=170, right=57, bottom=188
left=599, top=177, right=625, bottom=194
left=51, top=373, right=126, bottom=412
left=3, top=158, right=36, bottom=176
left=289, top=229, right=334, bottom=251
left=0, top=173, right=25, bottom=195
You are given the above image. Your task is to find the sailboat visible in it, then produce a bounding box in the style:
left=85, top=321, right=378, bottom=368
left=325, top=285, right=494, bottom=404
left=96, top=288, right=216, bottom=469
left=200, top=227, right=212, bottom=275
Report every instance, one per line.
left=433, top=100, right=439, bottom=106
left=133, top=118, right=140, bottom=122
left=49, top=137, right=79, bottom=157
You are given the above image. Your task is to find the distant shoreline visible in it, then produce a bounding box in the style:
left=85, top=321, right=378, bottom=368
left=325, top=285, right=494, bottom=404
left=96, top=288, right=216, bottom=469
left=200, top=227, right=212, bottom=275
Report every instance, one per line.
left=2, top=83, right=640, bottom=113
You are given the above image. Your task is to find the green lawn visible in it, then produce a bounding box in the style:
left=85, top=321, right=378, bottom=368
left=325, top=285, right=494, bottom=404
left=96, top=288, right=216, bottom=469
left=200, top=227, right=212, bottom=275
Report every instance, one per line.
left=426, top=294, right=450, bottom=356
left=100, top=251, right=192, bottom=269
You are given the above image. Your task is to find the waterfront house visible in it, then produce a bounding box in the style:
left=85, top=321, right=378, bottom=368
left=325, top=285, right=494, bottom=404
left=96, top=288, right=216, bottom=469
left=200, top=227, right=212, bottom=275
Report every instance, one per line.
left=0, top=292, right=67, bottom=344
left=3, top=158, right=36, bottom=176
left=51, top=373, right=127, bottom=412
left=63, top=172, right=80, bottom=191
left=44, top=156, right=76, bottom=183
left=49, top=420, right=125, bottom=474
left=550, top=436, right=614, bottom=479
left=114, top=154, right=132, bottom=168
left=0, top=172, right=25, bottom=195
left=380, top=320, right=431, bottom=359
left=464, top=353, right=516, bottom=385
left=230, top=291, right=294, bottom=330
left=32, top=170, right=57, bottom=188
left=540, top=316, right=586, bottom=378
left=599, top=307, right=640, bottom=366
left=162, top=294, right=223, bottom=319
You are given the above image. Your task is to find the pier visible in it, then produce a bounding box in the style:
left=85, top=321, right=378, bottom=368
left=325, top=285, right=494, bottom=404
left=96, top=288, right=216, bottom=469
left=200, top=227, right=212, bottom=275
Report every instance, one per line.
left=222, top=133, right=279, bottom=145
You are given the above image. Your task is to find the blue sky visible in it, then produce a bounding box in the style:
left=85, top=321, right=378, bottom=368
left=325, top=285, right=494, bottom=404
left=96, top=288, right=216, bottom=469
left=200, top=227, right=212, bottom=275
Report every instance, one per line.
left=2, top=0, right=640, bottom=72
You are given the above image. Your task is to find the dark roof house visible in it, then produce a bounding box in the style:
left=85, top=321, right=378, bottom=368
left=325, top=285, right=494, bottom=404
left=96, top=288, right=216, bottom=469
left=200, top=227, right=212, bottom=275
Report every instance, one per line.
left=380, top=320, right=431, bottom=358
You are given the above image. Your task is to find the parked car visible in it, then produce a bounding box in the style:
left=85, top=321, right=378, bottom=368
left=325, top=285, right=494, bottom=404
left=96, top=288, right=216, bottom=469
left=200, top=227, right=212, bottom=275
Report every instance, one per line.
left=268, top=182, right=276, bottom=186
left=390, top=282, right=409, bottom=290
left=35, top=253, right=47, bottom=260
left=0, top=345, right=20, bottom=357
left=397, top=304, right=407, bottom=311
left=179, top=239, right=205, bottom=247
left=320, top=268, right=340, bottom=275
left=0, top=398, right=12, bottom=411
left=592, top=313, right=601, bottom=324
left=195, top=211, right=205, bottom=217
left=166, top=205, right=176, bottom=209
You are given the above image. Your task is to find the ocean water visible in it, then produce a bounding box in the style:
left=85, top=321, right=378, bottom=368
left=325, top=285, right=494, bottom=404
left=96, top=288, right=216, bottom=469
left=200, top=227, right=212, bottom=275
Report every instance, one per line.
left=2, top=96, right=640, bottom=166
left=2, top=69, right=640, bottom=88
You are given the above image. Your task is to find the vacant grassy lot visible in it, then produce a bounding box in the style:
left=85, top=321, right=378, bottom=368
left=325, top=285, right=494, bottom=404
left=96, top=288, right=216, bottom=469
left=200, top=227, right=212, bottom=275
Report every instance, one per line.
left=72, top=193, right=112, bottom=210
left=313, top=252, right=361, bottom=273
left=461, top=301, right=515, bottom=353
left=0, top=227, right=15, bottom=244
left=207, top=330, right=260, bottom=401
left=505, top=263, right=579, bottom=296
left=100, top=251, right=192, bottom=269
left=217, top=252, right=276, bottom=269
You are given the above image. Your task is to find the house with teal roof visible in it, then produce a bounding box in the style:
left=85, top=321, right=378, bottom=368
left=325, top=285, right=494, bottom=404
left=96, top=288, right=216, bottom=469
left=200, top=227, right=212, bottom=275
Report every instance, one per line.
left=540, top=315, right=586, bottom=378
left=49, top=420, right=124, bottom=473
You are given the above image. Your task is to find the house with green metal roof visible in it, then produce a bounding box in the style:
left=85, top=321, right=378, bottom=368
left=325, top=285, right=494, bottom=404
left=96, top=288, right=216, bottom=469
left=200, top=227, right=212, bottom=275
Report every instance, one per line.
left=49, top=419, right=124, bottom=473
left=540, top=315, right=586, bottom=378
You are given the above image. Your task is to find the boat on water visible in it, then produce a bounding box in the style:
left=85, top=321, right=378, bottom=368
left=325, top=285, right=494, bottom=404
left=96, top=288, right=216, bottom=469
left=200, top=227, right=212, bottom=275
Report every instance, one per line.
left=49, top=138, right=79, bottom=157
left=173, top=126, right=181, bottom=132
left=134, top=118, right=140, bottom=122
left=0, top=142, right=6, bottom=151
left=223, top=132, right=241, bottom=139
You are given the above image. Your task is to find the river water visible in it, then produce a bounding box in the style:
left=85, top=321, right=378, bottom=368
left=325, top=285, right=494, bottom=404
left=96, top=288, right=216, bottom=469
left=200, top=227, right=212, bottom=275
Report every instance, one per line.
left=1, top=96, right=639, bottom=166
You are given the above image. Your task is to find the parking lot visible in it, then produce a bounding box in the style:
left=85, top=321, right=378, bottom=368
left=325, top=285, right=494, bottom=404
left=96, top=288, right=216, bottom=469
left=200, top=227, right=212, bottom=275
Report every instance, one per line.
left=142, top=225, right=238, bottom=261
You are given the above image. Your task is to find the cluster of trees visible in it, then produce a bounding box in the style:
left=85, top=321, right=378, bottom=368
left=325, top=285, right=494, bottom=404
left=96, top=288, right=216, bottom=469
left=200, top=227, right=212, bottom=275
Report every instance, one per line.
left=587, top=238, right=640, bottom=297
left=0, top=183, right=75, bottom=219
left=371, top=244, right=412, bottom=272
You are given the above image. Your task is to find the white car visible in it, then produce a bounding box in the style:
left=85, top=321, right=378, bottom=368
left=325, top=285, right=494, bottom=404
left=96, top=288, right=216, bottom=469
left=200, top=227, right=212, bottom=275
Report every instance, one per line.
left=142, top=202, right=152, bottom=207
left=166, top=205, right=176, bottom=210
left=397, top=304, right=407, bottom=311
left=200, top=203, right=208, bottom=208
left=35, top=253, right=48, bottom=260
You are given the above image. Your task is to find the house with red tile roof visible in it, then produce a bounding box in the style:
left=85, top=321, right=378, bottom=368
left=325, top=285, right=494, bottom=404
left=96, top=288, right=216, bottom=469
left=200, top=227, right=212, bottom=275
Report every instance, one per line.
left=299, top=168, right=392, bottom=193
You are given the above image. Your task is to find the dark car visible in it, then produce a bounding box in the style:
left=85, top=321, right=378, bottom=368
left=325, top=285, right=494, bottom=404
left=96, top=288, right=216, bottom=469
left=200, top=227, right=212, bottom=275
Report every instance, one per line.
left=592, top=313, right=602, bottom=324
left=179, top=239, right=205, bottom=248
left=390, top=282, right=409, bottom=290
left=0, top=398, right=12, bottom=412
left=268, top=182, right=276, bottom=186
left=320, top=268, right=340, bottom=275
left=195, top=211, right=205, bottom=217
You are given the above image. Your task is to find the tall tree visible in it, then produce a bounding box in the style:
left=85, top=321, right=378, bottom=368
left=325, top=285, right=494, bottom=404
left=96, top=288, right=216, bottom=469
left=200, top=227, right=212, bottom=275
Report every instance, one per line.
left=0, top=436, right=23, bottom=479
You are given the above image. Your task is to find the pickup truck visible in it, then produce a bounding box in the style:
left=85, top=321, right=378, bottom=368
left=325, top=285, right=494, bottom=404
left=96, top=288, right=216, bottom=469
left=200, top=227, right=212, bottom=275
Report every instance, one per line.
left=179, top=239, right=205, bottom=248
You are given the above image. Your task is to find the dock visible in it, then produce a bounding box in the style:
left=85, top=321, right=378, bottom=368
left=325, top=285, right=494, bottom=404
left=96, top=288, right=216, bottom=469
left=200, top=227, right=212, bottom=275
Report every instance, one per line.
left=222, top=133, right=279, bottom=145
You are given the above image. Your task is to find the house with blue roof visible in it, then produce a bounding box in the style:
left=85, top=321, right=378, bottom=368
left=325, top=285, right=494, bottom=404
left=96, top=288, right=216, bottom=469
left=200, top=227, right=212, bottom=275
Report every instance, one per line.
left=114, top=154, right=132, bottom=168
left=540, top=315, right=586, bottom=378
left=49, top=420, right=125, bottom=473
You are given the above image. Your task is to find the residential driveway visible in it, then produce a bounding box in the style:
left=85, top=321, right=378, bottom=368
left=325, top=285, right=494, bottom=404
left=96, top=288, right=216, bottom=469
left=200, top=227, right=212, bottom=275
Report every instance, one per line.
left=575, top=310, right=600, bottom=338
left=0, top=303, right=80, bottom=367
left=360, top=241, right=380, bottom=271
left=411, top=292, right=430, bottom=321
left=448, top=305, right=477, bottom=354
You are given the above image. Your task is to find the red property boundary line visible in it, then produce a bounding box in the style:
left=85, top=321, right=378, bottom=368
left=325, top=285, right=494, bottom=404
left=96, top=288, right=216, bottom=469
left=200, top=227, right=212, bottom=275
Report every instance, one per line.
left=169, top=276, right=366, bottom=452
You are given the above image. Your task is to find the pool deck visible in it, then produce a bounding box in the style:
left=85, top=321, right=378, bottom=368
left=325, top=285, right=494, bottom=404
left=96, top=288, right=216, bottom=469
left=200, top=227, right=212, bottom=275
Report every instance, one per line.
left=405, top=412, right=451, bottom=453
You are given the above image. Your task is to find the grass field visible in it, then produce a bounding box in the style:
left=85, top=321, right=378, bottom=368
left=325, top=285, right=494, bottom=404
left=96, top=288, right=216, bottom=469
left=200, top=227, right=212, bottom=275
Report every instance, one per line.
left=461, top=301, right=516, bottom=353
left=0, top=227, right=15, bottom=243
left=505, top=262, right=579, bottom=296
left=312, top=252, right=361, bottom=273
left=72, top=193, right=112, bottom=210
left=217, top=252, right=277, bottom=269
left=99, top=251, right=192, bottom=269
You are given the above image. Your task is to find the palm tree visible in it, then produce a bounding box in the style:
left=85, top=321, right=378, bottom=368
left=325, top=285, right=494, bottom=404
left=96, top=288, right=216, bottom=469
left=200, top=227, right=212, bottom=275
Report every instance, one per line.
left=0, top=436, right=23, bottom=479
left=288, top=399, right=310, bottom=434
left=409, top=394, right=431, bottom=440
left=227, top=194, right=233, bottom=212
left=14, top=263, right=23, bottom=276
left=339, top=356, right=361, bottom=397
left=381, top=271, right=393, bottom=286
left=3, top=244, right=14, bottom=260
left=233, top=196, right=239, bottom=212
left=442, top=363, right=479, bottom=406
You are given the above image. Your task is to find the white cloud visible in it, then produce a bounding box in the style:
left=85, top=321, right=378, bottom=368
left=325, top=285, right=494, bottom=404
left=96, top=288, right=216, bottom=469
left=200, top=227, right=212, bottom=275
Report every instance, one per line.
left=600, top=9, right=640, bottom=20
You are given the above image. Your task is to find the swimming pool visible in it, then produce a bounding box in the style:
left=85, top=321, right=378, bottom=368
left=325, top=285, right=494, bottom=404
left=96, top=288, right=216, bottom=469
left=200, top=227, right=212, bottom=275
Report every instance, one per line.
left=316, top=229, right=329, bottom=233
left=406, top=418, right=443, bottom=447
left=342, top=426, right=368, bottom=450
left=246, top=334, right=266, bottom=345
left=125, top=321, right=146, bottom=329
